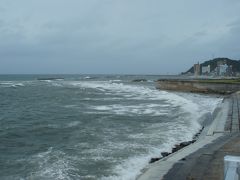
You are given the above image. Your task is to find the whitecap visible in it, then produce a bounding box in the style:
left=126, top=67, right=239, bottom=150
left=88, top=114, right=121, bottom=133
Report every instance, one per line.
left=67, top=121, right=80, bottom=127
left=100, top=140, right=175, bottom=180
left=63, top=104, right=78, bottom=108
left=0, top=81, right=25, bottom=88
left=64, top=80, right=221, bottom=130
left=11, top=83, right=24, bottom=87
left=84, top=76, right=92, bottom=79
left=39, top=80, right=52, bottom=82
left=89, top=104, right=169, bottom=116
left=28, top=147, right=79, bottom=180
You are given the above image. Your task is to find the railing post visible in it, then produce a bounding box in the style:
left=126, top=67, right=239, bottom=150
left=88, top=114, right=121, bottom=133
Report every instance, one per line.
left=224, top=155, right=240, bottom=180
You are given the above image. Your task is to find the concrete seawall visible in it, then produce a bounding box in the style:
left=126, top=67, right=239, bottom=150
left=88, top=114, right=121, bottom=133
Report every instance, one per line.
left=156, top=79, right=240, bottom=94
left=137, top=92, right=240, bottom=180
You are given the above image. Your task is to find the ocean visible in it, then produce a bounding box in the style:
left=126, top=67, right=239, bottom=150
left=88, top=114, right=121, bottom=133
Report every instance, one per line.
left=0, top=75, right=222, bottom=180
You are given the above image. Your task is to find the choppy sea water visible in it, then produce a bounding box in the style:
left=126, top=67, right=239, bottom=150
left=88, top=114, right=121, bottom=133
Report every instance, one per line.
left=0, top=75, right=222, bottom=180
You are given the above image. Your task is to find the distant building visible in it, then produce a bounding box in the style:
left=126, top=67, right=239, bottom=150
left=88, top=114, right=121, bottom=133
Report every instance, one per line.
left=209, top=62, right=227, bottom=76
left=202, top=65, right=210, bottom=75
left=216, top=60, right=229, bottom=76
left=194, top=63, right=201, bottom=76
left=218, top=64, right=228, bottom=76
left=226, top=65, right=233, bottom=76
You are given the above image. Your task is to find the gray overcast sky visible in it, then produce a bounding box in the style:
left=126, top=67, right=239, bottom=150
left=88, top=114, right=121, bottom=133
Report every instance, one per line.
left=0, top=0, right=240, bottom=74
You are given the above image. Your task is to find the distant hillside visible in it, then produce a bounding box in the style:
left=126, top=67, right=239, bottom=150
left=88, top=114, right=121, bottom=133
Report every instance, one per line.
left=185, top=58, right=240, bottom=74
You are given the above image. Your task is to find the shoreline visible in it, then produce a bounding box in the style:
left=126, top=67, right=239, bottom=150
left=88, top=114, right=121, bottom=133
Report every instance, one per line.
left=137, top=94, right=230, bottom=180
left=148, top=126, right=204, bottom=164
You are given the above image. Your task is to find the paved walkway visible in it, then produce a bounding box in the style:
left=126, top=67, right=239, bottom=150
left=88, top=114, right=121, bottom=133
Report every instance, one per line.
left=225, top=92, right=240, bottom=132
left=163, top=133, right=240, bottom=180
left=164, top=93, right=240, bottom=180
left=138, top=93, right=240, bottom=180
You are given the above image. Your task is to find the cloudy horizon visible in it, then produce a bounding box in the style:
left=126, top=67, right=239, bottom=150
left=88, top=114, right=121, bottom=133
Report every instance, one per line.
left=0, top=0, right=240, bottom=74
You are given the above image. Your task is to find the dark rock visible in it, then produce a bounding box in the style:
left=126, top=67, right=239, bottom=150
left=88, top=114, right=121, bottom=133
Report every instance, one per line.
left=172, top=148, right=177, bottom=153
left=172, top=140, right=196, bottom=154
left=172, top=145, right=182, bottom=153
left=192, top=127, right=204, bottom=140
left=149, top=157, right=161, bottom=163
left=180, top=141, right=192, bottom=147
left=132, top=79, right=147, bottom=82
left=191, top=140, right=196, bottom=143
left=167, top=128, right=203, bottom=158
left=161, top=152, right=170, bottom=157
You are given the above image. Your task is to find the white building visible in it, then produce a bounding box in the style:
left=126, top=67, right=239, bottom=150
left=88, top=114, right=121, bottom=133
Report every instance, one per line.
left=218, top=64, right=228, bottom=76
left=202, top=65, right=210, bottom=74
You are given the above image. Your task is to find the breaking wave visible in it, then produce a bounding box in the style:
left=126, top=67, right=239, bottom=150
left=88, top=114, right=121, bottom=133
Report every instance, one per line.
left=25, top=148, right=80, bottom=180
left=0, top=82, right=25, bottom=88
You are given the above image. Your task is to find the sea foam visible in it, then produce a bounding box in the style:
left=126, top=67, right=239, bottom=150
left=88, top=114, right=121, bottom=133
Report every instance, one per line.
left=68, top=81, right=222, bottom=180
left=27, top=147, right=80, bottom=180
left=0, top=81, right=25, bottom=88
left=46, top=80, right=222, bottom=180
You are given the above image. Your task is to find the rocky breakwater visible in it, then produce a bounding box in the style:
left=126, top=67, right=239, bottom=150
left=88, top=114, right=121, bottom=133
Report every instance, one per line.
left=156, top=78, right=240, bottom=94
left=149, top=127, right=204, bottom=164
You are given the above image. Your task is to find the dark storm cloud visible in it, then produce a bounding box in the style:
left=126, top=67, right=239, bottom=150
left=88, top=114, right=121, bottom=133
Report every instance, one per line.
left=0, top=0, right=240, bottom=74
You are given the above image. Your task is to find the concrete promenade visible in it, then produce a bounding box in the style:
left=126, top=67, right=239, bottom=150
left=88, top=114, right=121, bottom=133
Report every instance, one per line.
left=137, top=93, right=240, bottom=180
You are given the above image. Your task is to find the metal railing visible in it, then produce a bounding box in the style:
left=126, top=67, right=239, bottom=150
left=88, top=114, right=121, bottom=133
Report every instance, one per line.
left=224, top=155, right=240, bottom=180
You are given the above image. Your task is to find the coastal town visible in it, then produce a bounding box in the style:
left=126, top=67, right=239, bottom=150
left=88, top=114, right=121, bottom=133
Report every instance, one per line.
left=193, top=60, right=232, bottom=77
left=183, top=58, right=240, bottom=77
